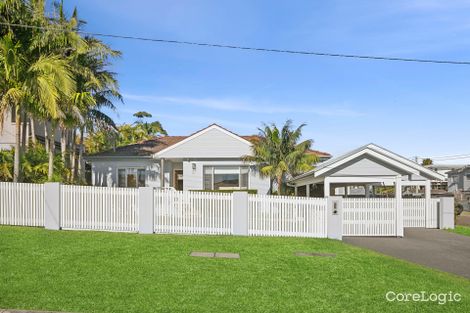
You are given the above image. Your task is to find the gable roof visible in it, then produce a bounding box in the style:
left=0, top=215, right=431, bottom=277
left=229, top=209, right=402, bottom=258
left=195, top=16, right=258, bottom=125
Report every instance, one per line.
left=154, top=124, right=252, bottom=157
left=86, top=123, right=332, bottom=160
left=290, top=143, right=446, bottom=182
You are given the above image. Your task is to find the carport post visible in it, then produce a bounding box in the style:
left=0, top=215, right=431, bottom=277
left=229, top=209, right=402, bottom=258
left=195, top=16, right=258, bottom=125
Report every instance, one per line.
left=395, top=176, right=404, bottom=237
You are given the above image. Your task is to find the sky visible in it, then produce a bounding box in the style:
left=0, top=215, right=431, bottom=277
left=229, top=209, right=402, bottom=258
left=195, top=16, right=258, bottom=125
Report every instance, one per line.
left=62, top=0, right=470, bottom=163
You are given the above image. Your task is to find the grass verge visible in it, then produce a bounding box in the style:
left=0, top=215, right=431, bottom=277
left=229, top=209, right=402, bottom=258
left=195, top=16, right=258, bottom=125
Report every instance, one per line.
left=1, top=226, right=469, bottom=313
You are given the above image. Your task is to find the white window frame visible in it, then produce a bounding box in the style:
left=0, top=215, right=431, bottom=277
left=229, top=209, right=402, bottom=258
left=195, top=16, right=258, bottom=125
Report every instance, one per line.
left=116, top=167, right=146, bottom=188
left=203, top=165, right=249, bottom=190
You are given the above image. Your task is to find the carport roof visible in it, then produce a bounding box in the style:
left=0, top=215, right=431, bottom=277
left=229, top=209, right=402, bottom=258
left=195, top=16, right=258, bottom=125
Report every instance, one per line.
left=290, top=143, right=446, bottom=183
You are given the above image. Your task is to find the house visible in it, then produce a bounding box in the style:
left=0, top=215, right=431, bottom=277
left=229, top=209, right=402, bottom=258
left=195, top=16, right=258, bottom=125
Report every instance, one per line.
left=425, top=164, right=465, bottom=195
left=0, top=108, right=62, bottom=150
left=86, top=124, right=332, bottom=194
left=289, top=143, right=446, bottom=199
left=446, top=165, right=470, bottom=210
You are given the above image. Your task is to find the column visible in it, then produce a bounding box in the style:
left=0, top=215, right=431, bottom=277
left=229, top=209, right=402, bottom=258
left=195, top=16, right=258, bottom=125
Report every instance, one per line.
left=44, top=182, right=61, bottom=230
left=327, top=196, right=343, bottom=240
left=395, top=176, right=403, bottom=237
left=232, top=191, right=249, bottom=235
left=139, top=187, right=154, bottom=234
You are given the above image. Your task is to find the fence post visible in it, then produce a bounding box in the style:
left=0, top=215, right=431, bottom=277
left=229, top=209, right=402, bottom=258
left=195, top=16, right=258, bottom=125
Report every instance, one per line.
left=439, top=197, right=455, bottom=229
left=44, top=182, right=61, bottom=230
left=139, top=187, right=154, bottom=234
left=232, top=191, right=249, bottom=236
left=327, top=196, right=342, bottom=240
left=395, top=176, right=404, bottom=237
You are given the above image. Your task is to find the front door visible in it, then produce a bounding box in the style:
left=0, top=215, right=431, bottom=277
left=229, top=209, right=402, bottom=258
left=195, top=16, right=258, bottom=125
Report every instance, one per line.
left=174, top=170, right=183, bottom=190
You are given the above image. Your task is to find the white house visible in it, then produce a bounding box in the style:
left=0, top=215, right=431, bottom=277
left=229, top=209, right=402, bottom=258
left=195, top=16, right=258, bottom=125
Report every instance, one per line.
left=289, top=143, right=446, bottom=199
left=86, top=124, right=332, bottom=194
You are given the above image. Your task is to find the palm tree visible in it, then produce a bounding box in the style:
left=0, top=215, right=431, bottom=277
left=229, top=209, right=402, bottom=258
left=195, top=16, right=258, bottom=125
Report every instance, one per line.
left=243, top=120, right=318, bottom=195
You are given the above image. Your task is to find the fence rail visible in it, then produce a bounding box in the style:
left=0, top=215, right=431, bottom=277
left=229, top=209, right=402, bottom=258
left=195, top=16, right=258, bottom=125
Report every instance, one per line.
left=154, top=190, right=232, bottom=235
left=0, top=182, right=44, bottom=227
left=248, top=195, right=327, bottom=237
left=60, top=185, right=138, bottom=232
left=343, top=198, right=396, bottom=236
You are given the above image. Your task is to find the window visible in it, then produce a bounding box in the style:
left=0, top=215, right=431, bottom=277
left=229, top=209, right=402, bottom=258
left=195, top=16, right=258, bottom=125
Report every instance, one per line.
left=117, top=168, right=146, bottom=188
left=203, top=166, right=249, bottom=190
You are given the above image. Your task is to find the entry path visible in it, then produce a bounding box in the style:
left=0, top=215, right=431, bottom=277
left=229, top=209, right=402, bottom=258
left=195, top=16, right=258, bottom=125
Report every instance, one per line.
left=344, top=228, right=470, bottom=279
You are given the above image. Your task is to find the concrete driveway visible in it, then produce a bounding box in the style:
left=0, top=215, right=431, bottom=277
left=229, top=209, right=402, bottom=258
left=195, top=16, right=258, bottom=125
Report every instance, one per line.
left=344, top=228, right=470, bottom=279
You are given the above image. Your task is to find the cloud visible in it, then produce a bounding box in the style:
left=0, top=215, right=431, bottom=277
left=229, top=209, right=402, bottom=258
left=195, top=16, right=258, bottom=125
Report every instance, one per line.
left=122, top=93, right=363, bottom=117
left=400, top=0, right=470, bottom=11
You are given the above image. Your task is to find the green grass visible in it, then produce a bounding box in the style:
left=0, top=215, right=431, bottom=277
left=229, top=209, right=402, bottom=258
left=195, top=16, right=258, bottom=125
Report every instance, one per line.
left=1, top=226, right=469, bottom=313
left=448, top=225, right=470, bottom=237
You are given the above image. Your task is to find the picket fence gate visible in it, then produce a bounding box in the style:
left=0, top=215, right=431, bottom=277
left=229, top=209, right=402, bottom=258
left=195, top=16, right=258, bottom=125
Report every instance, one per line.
left=154, top=189, right=232, bottom=235
left=248, top=194, right=327, bottom=238
left=343, top=198, right=397, bottom=236
left=60, top=185, right=139, bottom=232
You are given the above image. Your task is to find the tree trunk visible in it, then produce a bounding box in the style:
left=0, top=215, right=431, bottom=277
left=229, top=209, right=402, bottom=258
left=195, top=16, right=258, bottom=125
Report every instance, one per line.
left=277, top=176, right=283, bottom=195
left=21, top=109, right=27, bottom=151
left=70, top=128, right=77, bottom=183
left=13, top=107, right=21, bottom=182
left=78, top=127, right=85, bottom=183
left=30, top=118, right=37, bottom=145
left=47, top=124, right=56, bottom=181
left=60, top=127, right=67, bottom=166
left=44, top=123, right=50, bottom=153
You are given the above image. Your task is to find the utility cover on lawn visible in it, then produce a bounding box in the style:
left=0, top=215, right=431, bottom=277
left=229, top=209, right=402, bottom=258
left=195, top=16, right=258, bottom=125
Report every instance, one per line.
left=190, top=251, right=240, bottom=259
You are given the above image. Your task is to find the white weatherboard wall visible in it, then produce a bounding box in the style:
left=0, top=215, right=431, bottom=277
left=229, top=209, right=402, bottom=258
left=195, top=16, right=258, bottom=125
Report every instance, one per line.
left=91, top=159, right=160, bottom=187
left=158, top=128, right=252, bottom=159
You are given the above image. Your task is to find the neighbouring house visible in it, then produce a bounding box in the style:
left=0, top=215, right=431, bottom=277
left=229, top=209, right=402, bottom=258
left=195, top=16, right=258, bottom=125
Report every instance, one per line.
left=425, top=164, right=465, bottom=195
left=289, top=144, right=446, bottom=200
left=447, top=165, right=470, bottom=210
left=0, top=108, right=63, bottom=150
left=86, top=124, right=332, bottom=194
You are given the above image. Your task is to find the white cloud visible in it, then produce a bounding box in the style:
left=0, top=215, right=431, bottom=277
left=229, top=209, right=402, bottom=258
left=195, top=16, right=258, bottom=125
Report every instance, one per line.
left=122, top=93, right=363, bottom=117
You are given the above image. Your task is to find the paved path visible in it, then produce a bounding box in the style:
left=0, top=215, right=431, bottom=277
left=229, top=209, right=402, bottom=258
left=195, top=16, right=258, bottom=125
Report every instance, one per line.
left=344, top=228, right=470, bottom=279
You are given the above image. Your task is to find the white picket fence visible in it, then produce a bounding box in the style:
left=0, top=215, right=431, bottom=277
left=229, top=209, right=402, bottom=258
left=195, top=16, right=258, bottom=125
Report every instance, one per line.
left=0, top=182, right=444, bottom=238
left=429, top=198, right=439, bottom=228
left=60, top=185, right=139, bottom=232
left=403, top=198, right=426, bottom=227
left=403, top=198, right=439, bottom=228
left=343, top=198, right=397, bottom=236
left=0, top=182, right=44, bottom=227
left=154, top=190, right=232, bottom=235
left=248, top=194, right=327, bottom=238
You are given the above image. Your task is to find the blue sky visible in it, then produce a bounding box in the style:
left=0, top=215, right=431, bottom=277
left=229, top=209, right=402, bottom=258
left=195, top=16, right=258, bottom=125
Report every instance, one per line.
left=63, top=0, right=470, bottom=162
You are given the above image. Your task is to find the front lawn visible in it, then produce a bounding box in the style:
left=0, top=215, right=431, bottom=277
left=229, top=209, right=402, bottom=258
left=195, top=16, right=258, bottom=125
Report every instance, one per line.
left=1, top=226, right=469, bottom=313
left=448, top=225, right=470, bottom=237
